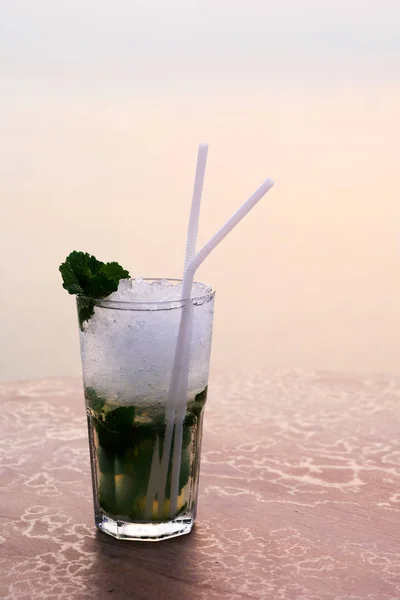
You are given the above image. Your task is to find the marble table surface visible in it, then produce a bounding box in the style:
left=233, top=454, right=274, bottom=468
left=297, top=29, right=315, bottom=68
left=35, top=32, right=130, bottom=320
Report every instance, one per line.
left=0, top=371, right=399, bottom=600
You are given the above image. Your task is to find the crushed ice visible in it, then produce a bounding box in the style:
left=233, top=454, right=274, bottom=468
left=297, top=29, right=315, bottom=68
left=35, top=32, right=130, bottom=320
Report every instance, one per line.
left=108, top=278, right=210, bottom=304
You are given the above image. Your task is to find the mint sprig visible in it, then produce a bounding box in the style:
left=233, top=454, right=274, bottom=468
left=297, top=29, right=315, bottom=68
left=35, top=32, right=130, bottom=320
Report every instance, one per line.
left=59, top=251, right=130, bottom=329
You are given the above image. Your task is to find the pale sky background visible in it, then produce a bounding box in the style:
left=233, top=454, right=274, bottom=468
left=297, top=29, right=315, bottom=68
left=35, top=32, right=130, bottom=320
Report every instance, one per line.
left=0, top=1, right=399, bottom=84
left=1, top=1, right=399, bottom=380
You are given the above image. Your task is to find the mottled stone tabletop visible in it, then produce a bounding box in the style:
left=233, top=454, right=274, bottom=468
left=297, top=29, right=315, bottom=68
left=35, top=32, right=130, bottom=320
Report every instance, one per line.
left=0, top=371, right=399, bottom=600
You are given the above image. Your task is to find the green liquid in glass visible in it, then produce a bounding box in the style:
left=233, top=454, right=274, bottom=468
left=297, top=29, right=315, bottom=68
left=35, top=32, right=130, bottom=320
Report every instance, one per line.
left=86, top=387, right=207, bottom=522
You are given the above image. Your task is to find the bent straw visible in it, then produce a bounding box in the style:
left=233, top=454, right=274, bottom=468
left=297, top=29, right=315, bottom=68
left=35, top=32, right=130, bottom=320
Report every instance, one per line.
left=182, top=178, right=275, bottom=300
left=168, top=177, right=275, bottom=516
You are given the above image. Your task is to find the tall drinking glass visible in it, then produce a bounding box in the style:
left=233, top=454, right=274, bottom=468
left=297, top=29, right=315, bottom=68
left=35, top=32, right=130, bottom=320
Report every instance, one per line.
left=77, top=279, right=215, bottom=541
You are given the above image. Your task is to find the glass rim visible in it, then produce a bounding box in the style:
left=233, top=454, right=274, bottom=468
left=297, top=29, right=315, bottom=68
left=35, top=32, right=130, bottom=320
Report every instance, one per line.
left=77, top=278, right=215, bottom=311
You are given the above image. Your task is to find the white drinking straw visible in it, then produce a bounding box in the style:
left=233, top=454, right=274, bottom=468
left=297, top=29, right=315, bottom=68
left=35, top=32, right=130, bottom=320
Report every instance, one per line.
left=168, top=144, right=208, bottom=515
left=167, top=177, right=275, bottom=516
left=146, top=143, right=209, bottom=519
left=184, top=143, right=208, bottom=269
left=182, top=178, right=275, bottom=300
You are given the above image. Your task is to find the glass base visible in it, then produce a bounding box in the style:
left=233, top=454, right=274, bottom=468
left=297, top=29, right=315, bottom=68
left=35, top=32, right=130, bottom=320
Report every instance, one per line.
left=95, top=510, right=194, bottom=541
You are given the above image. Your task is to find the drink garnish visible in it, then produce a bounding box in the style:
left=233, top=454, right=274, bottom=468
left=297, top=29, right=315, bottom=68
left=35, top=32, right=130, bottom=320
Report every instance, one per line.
left=59, top=251, right=130, bottom=328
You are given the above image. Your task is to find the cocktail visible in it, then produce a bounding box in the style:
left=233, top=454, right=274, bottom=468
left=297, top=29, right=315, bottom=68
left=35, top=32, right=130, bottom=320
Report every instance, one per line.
left=60, top=144, right=274, bottom=540
left=78, top=277, right=214, bottom=540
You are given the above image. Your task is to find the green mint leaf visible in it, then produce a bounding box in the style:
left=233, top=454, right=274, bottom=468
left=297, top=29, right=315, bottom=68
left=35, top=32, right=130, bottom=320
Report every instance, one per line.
left=59, top=261, right=84, bottom=295
left=84, top=386, right=106, bottom=412
left=77, top=298, right=95, bottom=330
left=87, top=254, right=104, bottom=275
left=85, top=273, right=120, bottom=298
left=195, top=386, right=208, bottom=405
left=96, top=406, right=136, bottom=456
left=101, top=262, right=130, bottom=282
left=60, top=251, right=97, bottom=294
left=59, top=251, right=130, bottom=327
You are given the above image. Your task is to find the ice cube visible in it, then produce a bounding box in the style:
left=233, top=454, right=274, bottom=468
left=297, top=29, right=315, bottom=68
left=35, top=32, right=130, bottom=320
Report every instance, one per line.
left=115, top=278, right=132, bottom=296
